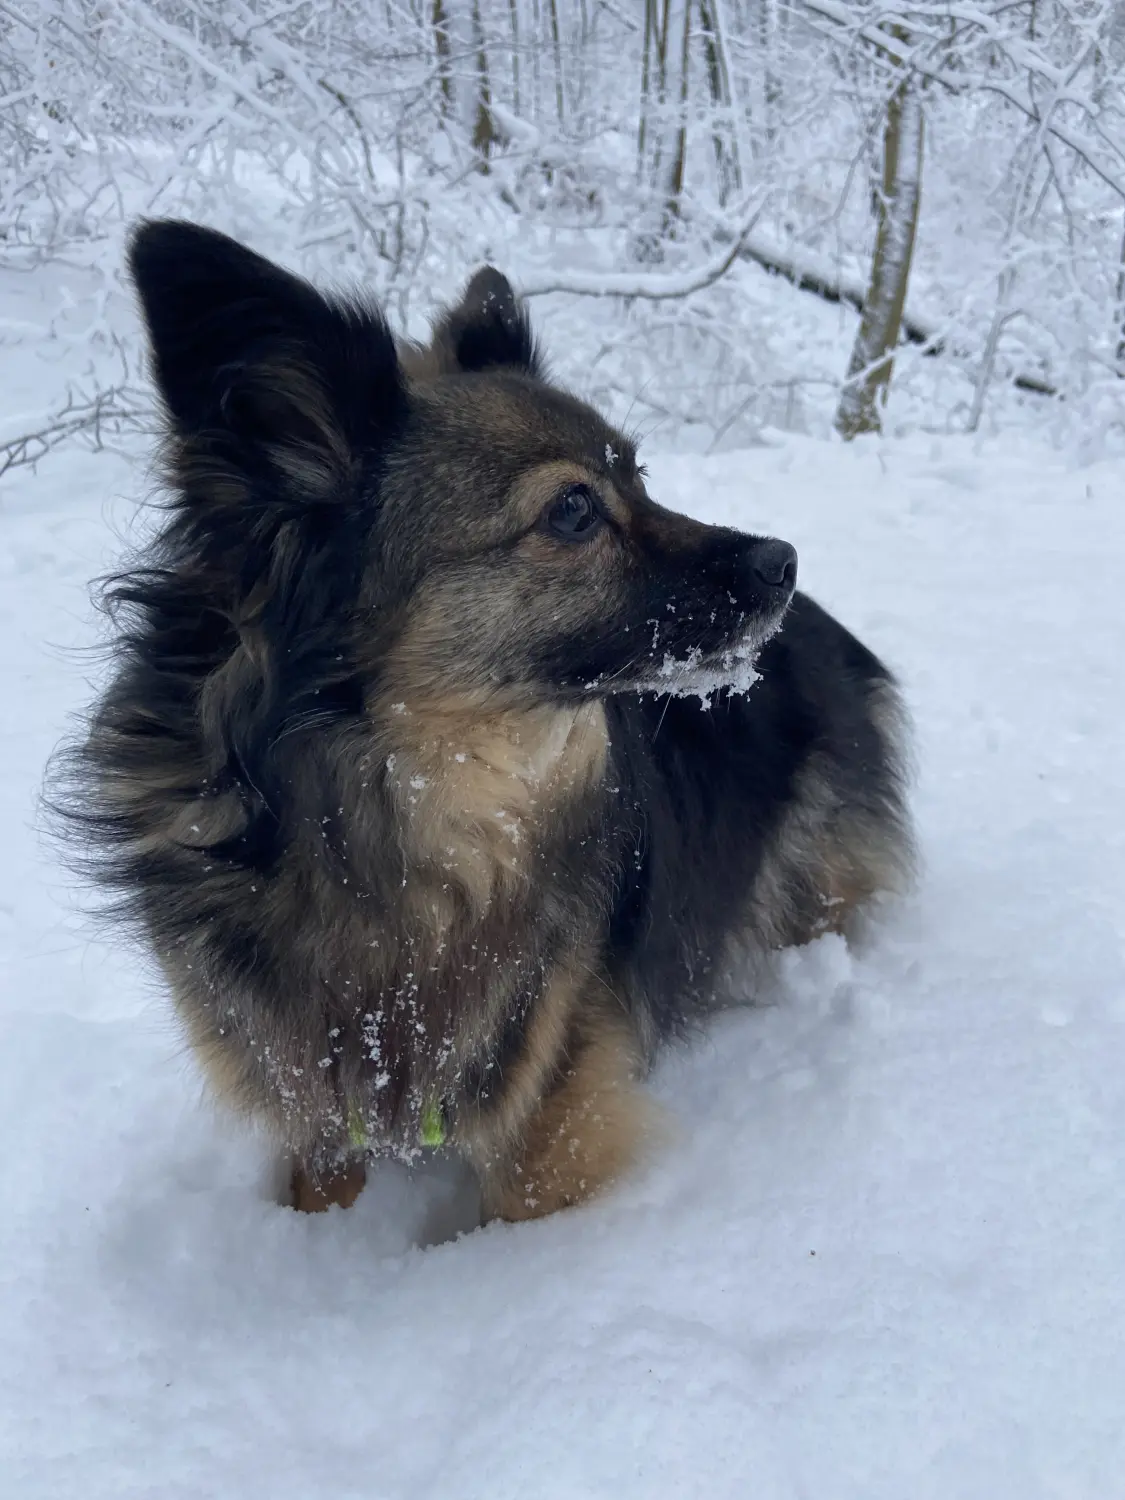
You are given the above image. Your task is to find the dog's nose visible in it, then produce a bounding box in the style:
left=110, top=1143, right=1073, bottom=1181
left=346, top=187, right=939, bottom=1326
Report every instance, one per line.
left=749, top=538, right=798, bottom=591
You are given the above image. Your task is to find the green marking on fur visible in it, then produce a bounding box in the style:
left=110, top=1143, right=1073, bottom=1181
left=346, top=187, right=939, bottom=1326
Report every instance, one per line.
left=346, top=1104, right=368, bottom=1150
left=420, top=1100, right=446, bottom=1148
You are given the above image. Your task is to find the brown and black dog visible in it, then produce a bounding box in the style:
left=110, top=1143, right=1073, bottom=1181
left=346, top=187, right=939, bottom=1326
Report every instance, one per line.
left=57, top=221, right=912, bottom=1222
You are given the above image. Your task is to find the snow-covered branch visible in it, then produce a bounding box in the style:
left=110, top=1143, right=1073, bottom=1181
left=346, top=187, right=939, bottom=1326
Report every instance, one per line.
left=521, top=198, right=767, bottom=299
left=797, top=0, right=1125, bottom=199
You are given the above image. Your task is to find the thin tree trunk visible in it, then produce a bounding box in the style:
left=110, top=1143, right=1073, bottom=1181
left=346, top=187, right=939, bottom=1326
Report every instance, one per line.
left=760, top=0, right=780, bottom=148
left=698, top=0, right=741, bottom=204
left=968, top=138, right=1052, bottom=429
left=659, top=0, right=673, bottom=75
left=576, top=0, right=591, bottom=111
left=1116, top=218, right=1125, bottom=372
left=648, top=0, right=672, bottom=188
left=966, top=266, right=1018, bottom=430
left=547, top=0, right=564, bottom=124
left=639, top=0, right=658, bottom=177
left=507, top=0, right=520, bottom=115
left=470, top=0, right=496, bottom=165
left=836, top=59, right=924, bottom=440
left=432, top=0, right=453, bottom=116
left=663, top=0, right=693, bottom=229
left=635, top=0, right=689, bottom=261
left=531, top=0, right=541, bottom=121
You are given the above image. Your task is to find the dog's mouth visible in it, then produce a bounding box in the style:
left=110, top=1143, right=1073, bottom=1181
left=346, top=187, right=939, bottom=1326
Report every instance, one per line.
left=580, top=597, right=791, bottom=705
left=628, top=635, right=764, bottom=701
left=536, top=532, right=797, bottom=708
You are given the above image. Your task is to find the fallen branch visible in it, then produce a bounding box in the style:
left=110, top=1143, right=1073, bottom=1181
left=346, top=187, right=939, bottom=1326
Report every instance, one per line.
left=740, top=231, right=1058, bottom=399
left=519, top=199, right=768, bottom=300
left=523, top=221, right=1057, bottom=399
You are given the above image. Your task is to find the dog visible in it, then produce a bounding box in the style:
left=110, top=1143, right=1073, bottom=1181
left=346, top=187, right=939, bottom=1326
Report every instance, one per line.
left=57, top=220, right=912, bottom=1222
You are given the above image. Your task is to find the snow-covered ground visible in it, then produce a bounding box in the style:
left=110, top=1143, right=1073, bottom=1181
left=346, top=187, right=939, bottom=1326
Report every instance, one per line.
left=2, top=425, right=1123, bottom=1499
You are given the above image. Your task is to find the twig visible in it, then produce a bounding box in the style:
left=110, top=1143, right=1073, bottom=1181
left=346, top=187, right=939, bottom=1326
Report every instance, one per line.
left=0, top=385, right=152, bottom=481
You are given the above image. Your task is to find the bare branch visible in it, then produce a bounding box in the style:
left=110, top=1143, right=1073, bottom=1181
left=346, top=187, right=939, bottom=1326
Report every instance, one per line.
left=0, top=387, right=152, bottom=481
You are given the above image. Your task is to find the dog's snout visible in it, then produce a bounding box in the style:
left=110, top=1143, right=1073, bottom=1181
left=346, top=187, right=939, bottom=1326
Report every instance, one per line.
left=749, top=538, right=797, bottom=592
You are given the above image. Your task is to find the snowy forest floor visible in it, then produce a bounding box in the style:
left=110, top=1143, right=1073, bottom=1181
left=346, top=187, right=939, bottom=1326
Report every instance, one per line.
left=2, top=422, right=1123, bottom=1498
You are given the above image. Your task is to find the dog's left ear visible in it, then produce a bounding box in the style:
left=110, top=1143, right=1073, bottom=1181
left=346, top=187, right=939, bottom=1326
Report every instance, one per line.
left=129, top=219, right=406, bottom=489
left=421, top=266, right=543, bottom=378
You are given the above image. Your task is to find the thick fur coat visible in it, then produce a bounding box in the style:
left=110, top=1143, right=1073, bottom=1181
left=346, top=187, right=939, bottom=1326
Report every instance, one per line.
left=57, top=222, right=912, bottom=1220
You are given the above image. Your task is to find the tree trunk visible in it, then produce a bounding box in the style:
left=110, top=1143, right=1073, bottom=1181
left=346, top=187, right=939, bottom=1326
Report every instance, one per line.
left=547, top=0, right=565, bottom=123
left=635, top=0, right=676, bottom=258
left=760, top=0, right=781, bottom=148
left=835, top=58, right=924, bottom=440
left=650, top=0, right=673, bottom=187
left=531, top=0, right=542, bottom=120
left=662, top=0, right=694, bottom=230
left=470, top=0, right=496, bottom=165
left=698, top=0, right=741, bottom=204
left=638, top=0, right=659, bottom=177
left=432, top=0, right=453, bottom=116
left=507, top=0, right=521, bottom=115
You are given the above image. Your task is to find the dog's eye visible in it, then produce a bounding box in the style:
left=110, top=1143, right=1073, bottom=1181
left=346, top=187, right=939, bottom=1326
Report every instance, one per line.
left=547, top=484, right=600, bottom=541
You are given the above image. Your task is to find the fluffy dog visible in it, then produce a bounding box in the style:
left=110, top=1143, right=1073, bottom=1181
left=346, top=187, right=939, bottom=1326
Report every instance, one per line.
left=58, top=221, right=912, bottom=1220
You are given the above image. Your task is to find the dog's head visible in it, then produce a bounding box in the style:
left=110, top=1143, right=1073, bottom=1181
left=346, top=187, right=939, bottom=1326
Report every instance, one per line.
left=128, top=221, right=796, bottom=754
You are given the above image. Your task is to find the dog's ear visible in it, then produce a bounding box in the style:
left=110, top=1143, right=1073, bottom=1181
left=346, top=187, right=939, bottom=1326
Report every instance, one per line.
left=421, top=266, right=543, bottom=378
left=126, top=222, right=405, bottom=832
left=129, top=219, right=405, bottom=484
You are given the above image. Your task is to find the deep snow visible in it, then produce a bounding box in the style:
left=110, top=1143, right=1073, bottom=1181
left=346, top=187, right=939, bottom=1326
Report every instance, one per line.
left=2, top=430, right=1123, bottom=1499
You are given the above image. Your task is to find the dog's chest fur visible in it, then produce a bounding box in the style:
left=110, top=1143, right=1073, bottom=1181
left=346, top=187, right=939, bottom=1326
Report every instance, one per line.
left=175, top=700, right=614, bottom=1154
left=378, top=699, right=610, bottom=915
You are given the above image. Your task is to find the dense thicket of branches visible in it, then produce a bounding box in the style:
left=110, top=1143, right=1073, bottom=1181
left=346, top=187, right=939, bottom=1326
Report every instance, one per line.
left=3, top=1, right=1125, bottom=464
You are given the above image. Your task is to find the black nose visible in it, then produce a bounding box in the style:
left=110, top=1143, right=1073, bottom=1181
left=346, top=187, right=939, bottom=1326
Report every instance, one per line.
left=749, top=538, right=798, bottom=591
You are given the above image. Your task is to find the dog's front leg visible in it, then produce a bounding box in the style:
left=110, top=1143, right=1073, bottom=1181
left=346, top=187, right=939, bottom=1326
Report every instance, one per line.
left=289, top=1154, right=368, bottom=1213
left=476, top=1006, right=652, bottom=1223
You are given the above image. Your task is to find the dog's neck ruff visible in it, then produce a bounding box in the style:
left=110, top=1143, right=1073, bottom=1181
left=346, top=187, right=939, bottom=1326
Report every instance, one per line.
left=378, top=697, right=610, bottom=913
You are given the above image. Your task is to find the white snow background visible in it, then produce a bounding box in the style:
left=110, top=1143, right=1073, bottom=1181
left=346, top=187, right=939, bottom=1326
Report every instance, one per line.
left=2, top=404, right=1123, bottom=1496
